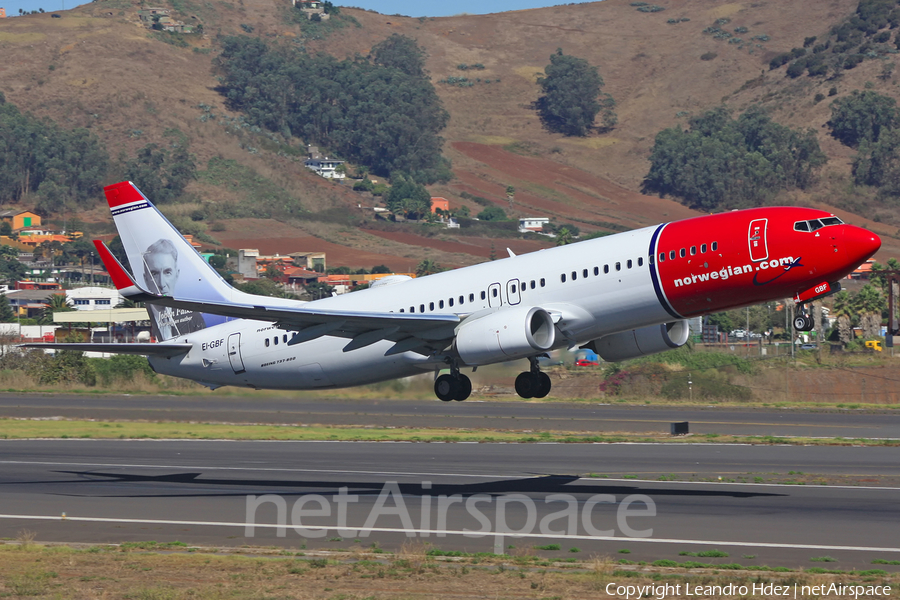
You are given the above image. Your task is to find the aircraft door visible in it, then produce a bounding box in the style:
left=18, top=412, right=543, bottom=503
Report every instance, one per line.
left=748, top=218, right=769, bottom=262
left=506, top=279, right=521, bottom=305
left=488, top=283, right=502, bottom=308
left=227, top=332, right=246, bottom=374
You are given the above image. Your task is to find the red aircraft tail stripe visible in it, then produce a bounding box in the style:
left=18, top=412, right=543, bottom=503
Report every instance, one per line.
left=103, top=181, right=145, bottom=209
left=92, top=240, right=137, bottom=290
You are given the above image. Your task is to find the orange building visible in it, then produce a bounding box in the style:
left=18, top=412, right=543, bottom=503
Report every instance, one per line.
left=430, top=197, right=449, bottom=213
left=0, top=210, right=41, bottom=230
left=0, top=8, right=7, bottom=18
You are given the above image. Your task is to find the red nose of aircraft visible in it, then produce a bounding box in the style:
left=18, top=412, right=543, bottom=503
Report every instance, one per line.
left=843, top=225, right=882, bottom=266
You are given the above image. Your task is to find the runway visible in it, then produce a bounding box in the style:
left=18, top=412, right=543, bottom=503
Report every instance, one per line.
left=1, top=393, right=898, bottom=438
left=0, top=439, right=898, bottom=569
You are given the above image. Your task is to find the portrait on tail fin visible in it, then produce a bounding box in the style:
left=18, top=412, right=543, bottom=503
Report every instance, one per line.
left=142, top=238, right=206, bottom=340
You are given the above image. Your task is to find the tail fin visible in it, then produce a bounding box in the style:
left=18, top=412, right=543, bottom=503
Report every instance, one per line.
left=104, top=181, right=235, bottom=340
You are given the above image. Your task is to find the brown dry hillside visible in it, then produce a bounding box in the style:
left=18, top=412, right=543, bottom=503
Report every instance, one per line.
left=0, top=0, right=897, bottom=265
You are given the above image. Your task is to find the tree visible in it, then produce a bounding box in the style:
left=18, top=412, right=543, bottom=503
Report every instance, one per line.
left=383, top=173, right=431, bottom=219
left=0, top=293, right=14, bottom=323
left=371, top=33, right=427, bottom=78
left=853, top=283, right=884, bottom=338
left=476, top=205, right=507, bottom=221
left=371, top=264, right=391, bottom=274
left=828, top=90, right=898, bottom=148
left=555, top=227, right=574, bottom=246
left=832, top=290, right=854, bottom=345
left=535, top=49, right=615, bottom=136
left=38, top=293, right=74, bottom=325
left=415, top=259, right=443, bottom=277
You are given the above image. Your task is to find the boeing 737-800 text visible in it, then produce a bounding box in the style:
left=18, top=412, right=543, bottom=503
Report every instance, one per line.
left=26, top=181, right=881, bottom=401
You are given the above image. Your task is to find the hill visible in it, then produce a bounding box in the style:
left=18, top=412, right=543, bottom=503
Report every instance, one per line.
left=0, top=0, right=898, bottom=267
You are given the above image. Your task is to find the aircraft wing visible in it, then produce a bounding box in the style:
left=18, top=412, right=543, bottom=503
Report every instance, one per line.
left=93, top=241, right=459, bottom=353
left=18, top=343, right=193, bottom=357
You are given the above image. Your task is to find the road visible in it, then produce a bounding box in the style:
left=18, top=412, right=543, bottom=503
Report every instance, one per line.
left=0, top=440, right=897, bottom=569
left=0, top=393, right=898, bottom=438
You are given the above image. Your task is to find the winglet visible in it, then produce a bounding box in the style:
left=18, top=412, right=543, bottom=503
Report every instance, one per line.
left=92, top=240, right=157, bottom=301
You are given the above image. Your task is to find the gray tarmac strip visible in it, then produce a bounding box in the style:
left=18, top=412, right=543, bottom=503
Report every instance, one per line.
left=0, top=440, right=898, bottom=569
left=0, top=393, right=898, bottom=438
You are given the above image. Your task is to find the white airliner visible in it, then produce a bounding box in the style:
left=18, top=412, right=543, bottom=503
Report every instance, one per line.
left=27, top=181, right=880, bottom=401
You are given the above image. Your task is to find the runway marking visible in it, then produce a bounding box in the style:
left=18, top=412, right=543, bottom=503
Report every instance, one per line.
left=0, top=513, right=898, bottom=553
left=579, top=477, right=900, bottom=491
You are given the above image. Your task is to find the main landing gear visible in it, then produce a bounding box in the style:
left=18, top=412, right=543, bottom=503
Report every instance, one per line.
left=434, top=363, right=472, bottom=402
left=793, top=306, right=814, bottom=332
left=514, top=356, right=552, bottom=399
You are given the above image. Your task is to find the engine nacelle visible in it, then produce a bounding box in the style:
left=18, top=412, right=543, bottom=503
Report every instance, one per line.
left=455, top=306, right=556, bottom=365
left=590, top=320, right=690, bottom=362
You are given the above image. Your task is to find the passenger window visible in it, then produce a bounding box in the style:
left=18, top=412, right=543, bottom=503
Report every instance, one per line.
left=274, top=336, right=278, bottom=346
left=571, top=271, right=577, bottom=281
left=615, top=262, right=621, bottom=271
left=669, top=250, right=676, bottom=260
left=400, top=308, right=405, bottom=313
left=439, top=300, right=444, bottom=309
left=604, top=265, right=609, bottom=274
left=429, top=302, right=435, bottom=311
left=679, top=248, right=686, bottom=258
left=480, top=291, right=486, bottom=300
left=460, top=295, right=465, bottom=304
left=701, top=243, right=707, bottom=253
left=659, top=253, right=665, bottom=262
left=265, top=338, right=270, bottom=347
left=593, top=267, right=599, bottom=276
left=561, top=273, right=567, bottom=283
left=712, top=242, right=718, bottom=251
left=690, top=246, right=697, bottom=255
left=520, top=282, right=526, bottom=292
left=470, top=293, right=476, bottom=302
left=448, top=298, right=454, bottom=307
left=638, top=257, right=644, bottom=267
left=510, top=284, right=516, bottom=294
left=627, top=259, right=633, bottom=269
left=492, top=288, right=498, bottom=297
left=420, top=304, right=425, bottom=312
left=583, top=269, right=588, bottom=278
left=540, top=278, right=546, bottom=287
left=283, top=334, right=288, bottom=343
left=530, top=281, right=536, bottom=289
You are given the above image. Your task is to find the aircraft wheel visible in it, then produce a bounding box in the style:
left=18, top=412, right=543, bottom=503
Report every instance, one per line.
left=532, top=372, right=552, bottom=399
left=454, top=375, right=472, bottom=401
left=793, top=315, right=812, bottom=331
left=435, top=374, right=459, bottom=402
left=515, top=372, right=539, bottom=399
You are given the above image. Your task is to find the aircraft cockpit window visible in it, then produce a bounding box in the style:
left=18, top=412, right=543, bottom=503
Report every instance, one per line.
left=793, top=221, right=810, bottom=232
left=820, top=217, right=843, bottom=226
left=808, top=219, right=824, bottom=231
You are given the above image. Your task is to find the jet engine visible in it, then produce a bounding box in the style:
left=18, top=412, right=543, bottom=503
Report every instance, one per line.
left=455, top=306, right=556, bottom=365
left=589, top=320, right=690, bottom=362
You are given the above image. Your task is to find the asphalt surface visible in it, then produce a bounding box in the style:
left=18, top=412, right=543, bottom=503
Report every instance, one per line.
left=1, top=393, right=898, bottom=438
left=0, top=440, right=898, bottom=569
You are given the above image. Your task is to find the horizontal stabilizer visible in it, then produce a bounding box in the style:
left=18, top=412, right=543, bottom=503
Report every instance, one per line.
left=19, top=343, right=192, bottom=357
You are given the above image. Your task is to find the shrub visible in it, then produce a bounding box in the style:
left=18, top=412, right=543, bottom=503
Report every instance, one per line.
left=700, top=51, right=717, bottom=61
left=769, top=52, right=792, bottom=69
left=814, top=93, right=826, bottom=103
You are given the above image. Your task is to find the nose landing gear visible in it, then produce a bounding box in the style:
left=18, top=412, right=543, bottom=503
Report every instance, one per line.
left=514, top=356, right=552, bottom=399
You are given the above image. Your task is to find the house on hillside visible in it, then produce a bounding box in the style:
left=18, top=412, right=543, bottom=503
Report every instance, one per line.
left=67, top=286, right=123, bottom=310
left=288, top=251, right=326, bottom=272
left=518, top=217, right=550, bottom=233
left=430, top=197, right=449, bottom=213
left=0, top=210, right=40, bottom=231
left=293, top=0, right=329, bottom=19
left=305, top=157, right=345, bottom=179
left=0, top=8, right=7, bottom=18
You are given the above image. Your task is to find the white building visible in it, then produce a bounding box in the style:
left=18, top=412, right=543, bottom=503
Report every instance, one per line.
left=66, top=286, right=122, bottom=310
left=305, top=157, right=346, bottom=179
left=518, top=217, right=550, bottom=233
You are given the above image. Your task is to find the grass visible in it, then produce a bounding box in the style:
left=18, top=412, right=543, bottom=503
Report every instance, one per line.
left=1, top=417, right=899, bottom=447
left=0, top=542, right=892, bottom=599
